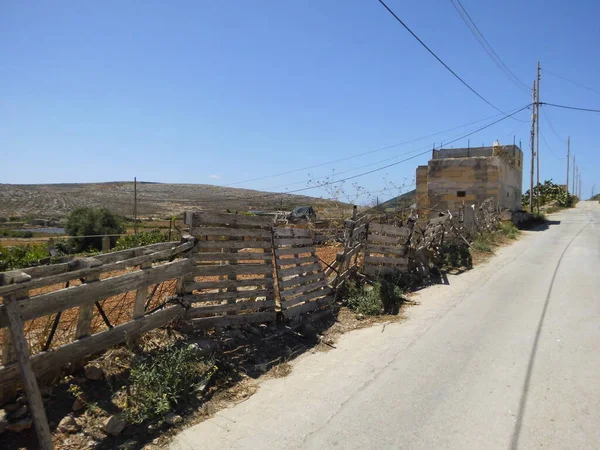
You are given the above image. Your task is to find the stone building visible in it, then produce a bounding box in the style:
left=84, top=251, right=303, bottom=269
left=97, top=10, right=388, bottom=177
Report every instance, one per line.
left=415, top=143, right=523, bottom=216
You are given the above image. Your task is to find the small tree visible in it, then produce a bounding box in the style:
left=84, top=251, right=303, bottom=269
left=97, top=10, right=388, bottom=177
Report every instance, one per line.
left=65, top=207, right=125, bottom=252
left=522, top=179, right=575, bottom=208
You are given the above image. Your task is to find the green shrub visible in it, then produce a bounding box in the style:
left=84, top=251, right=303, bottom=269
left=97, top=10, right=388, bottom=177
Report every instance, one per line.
left=65, top=208, right=125, bottom=252
left=344, top=277, right=405, bottom=316
left=122, top=344, right=215, bottom=424
left=499, top=221, right=519, bottom=240
left=114, top=229, right=170, bottom=251
left=472, top=232, right=493, bottom=252
left=0, top=230, right=33, bottom=238
left=442, top=243, right=472, bottom=268
left=0, top=243, right=50, bottom=271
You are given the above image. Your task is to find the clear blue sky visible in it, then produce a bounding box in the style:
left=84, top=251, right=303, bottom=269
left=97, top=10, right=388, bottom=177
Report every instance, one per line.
left=2, top=0, right=599, bottom=202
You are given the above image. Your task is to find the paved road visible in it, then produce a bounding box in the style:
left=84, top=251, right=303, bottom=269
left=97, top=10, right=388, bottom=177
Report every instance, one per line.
left=171, top=201, right=600, bottom=450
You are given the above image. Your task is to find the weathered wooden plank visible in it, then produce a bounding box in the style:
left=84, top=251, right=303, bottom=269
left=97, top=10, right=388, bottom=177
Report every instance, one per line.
left=279, top=272, right=324, bottom=289
left=276, top=256, right=318, bottom=266
left=186, top=299, right=275, bottom=317
left=133, top=262, right=152, bottom=319
left=74, top=273, right=100, bottom=339
left=363, top=265, right=408, bottom=275
left=274, top=247, right=314, bottom=256
left=365, top=245, right=407, bottom=256
left=280, top=278, right=329, bottom=300
left=277, top=263, right=322, bottom=278
left=0, top=242, right=193, bottom=297
left=0, top=306, right=184, bottom=391
left=273, top=228, right=311, bottom=238
left=185, top=278, right=272, bottom=292
left=0, top=270, right=32, bottom=286
left=190, top=311, right=277, bottom=328
left=4, top=294, right=54, bottom=449
left=0, top=259, right=191, bottom=328
left=273, top=238, right=314, bottom=247
left=192, top=264, right=273, bottom=277
left=191, top=212, right=273, bottom=229
left=194, top=240, right=272, bottom=250
left=367, top=234, right=404, bottom=245
left=190, top=227, right=271, bottom=239
left=193, top=252, right=270, bottom=262
left=368, top=223, right=411, bottom=237
left=282, top=296, right=332, bottom=318
left=365, top=255, right=410, bottom=266
left=428, top=216, right=448, bottom=226
left=281, top=286, right=331, bottom=308
left=94, top=241, right=179, bottom=264
left=185, top=289, right=270, bottom=303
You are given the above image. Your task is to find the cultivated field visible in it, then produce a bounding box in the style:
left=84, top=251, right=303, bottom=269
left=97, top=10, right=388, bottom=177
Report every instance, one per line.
left=0, top=182, right=349, bottom=218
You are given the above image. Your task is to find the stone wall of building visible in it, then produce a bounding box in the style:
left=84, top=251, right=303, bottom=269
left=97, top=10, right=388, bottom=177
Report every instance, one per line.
left=415, top=146, right=523, bottom=216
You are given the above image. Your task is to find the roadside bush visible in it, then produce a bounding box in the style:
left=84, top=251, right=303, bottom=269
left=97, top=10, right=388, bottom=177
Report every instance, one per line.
left=472, top=232, right=494, bottom=252
left=113, top=229, right=170, bottom=251
left=344, top=276, right=405, bottom=316
left=442, top=243, right=472, bottom=268
left=122, top=344, right=215, bottom=424
left=499, top=221, right=519, bottom=240
left=65, top=208, right=125, bottom=252
left=522, top=179, right=575, bottom=208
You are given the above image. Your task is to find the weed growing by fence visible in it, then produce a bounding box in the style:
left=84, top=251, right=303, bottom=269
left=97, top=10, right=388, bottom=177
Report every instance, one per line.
left=472, top=232, right=494, bottom=253
left=343, top=276, right=405, bottom=316
left=122, top=344, right=216, bottom=424
left=499, top=221, right=519, bottom=240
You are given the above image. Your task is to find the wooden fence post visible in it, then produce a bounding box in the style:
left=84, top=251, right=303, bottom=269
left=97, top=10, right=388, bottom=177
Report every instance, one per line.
left=74, top=258, right=102, bottom=339
left=5, top=291, right=54, bottom=449
left=133, top=262, right=153, bottom=318
left=102, top=235, right=110, bottom=252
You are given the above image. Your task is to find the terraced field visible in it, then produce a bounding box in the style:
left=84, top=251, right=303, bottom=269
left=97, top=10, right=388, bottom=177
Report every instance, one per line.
left=0, top=182, right=348, bottom=218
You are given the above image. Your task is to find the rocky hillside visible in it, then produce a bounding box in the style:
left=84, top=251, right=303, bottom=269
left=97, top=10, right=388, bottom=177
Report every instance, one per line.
left=0, top=182, right=348, bottom=218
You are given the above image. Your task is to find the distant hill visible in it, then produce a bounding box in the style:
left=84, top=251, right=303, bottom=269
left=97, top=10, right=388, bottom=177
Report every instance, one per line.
left=367, top=189, right=416, bottom=213
left=0, top=182, right=350, bottom=219
left=592, top=193, right=600, bottom=201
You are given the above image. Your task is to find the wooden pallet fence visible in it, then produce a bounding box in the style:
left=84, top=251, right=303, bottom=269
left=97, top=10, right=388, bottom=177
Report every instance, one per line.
left=334, top=214, right=368, bottom=287
left=274, top=228, right=333, bottom=319
left=184, top=212, right=277, bottom=327
left=363, top=222, right=411, bottom=276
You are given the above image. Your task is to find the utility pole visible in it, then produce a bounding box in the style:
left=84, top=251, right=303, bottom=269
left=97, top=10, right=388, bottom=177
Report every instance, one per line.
left=566, top=136, right=570, bottom=194
left=529, top=80, right=536, bottom=212
left=133, top=177, right=138, bottom=236
left=535, top=61, right=541, bottom=213
left=572, top=156, right=576, bottom=195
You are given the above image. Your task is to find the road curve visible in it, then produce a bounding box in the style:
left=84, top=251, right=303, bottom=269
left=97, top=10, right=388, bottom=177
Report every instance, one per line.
left=170, top=201, right=600, bottom=450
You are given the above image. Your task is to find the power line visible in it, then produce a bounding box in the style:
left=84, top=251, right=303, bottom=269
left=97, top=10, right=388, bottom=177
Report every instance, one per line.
left=199, top=103, right=531, bottom=203
left=450, top=0, right=529, bottom=94
left=543, top=102, right=600, bottom=113
left=262, top=109, right=528, bottom=192
left=541, top=111, right=564, bottom=142
left=543, top=68, right=600, bottom=96
left=539, top=132, right=564, bottom=160
left=224, top=107, right=524, bottom=188
left=375, top=0, right=517, bottom=117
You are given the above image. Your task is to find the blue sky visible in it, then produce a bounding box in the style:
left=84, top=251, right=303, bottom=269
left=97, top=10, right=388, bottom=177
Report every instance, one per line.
left=2, top=0, right=599, bottom=202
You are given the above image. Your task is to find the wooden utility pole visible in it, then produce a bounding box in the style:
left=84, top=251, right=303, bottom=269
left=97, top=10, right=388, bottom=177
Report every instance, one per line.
left=133, top=177, right=138, bottom=236
left=535, top=62, right=541, bottom=213
left=566, top=136, right=570, bottom=194
left=572, top=156, right=576, bottom=194
left=529, top=80, right=536, bottom=212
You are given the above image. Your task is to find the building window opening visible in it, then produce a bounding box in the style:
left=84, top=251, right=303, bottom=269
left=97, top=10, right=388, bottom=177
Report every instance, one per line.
left=457, top=191, right=466, bottom=198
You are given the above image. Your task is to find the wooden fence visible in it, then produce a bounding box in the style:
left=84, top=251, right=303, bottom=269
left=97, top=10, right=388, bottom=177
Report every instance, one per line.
left=183, top=213, right=277, bottom=327
left=0, top=203, right=501, bottom=447
left=274, top=228, right=333, bottom=318
left=363, top=223, right=411, bottom=276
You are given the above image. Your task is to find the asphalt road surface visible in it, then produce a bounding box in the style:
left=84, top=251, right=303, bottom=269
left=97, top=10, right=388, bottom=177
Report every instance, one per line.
left=170, top=201, right=600, bottom=450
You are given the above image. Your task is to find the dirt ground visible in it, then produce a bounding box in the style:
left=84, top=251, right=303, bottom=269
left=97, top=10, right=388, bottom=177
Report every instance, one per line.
left=0, top=303, right=406, bottom=450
